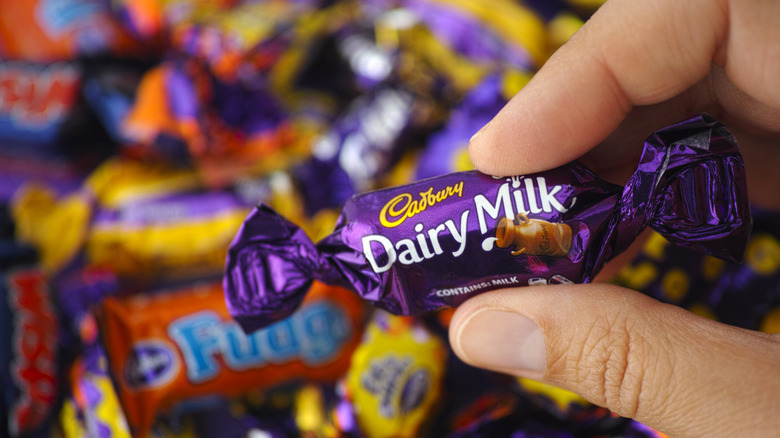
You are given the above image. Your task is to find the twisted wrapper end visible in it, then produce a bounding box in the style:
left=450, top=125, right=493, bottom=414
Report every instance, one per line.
left=224, top=204, right=321, bottom=333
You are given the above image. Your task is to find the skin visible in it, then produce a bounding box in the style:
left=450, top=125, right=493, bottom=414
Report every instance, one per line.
left=448, top=0, right=780, bottom=436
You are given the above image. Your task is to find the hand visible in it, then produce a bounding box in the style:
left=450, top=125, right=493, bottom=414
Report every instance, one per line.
left=468, top=0, right=780, bottom=206
left=449, top=285, right=780, bottom=437
left=450, top=0, right=780, bottom=436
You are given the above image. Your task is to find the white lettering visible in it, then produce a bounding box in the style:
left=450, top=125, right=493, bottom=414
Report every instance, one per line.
left=537, top=177, right=568, bottom=213
left=524, top=178, right=543, bottom=214
left=397, top=238, right=423, bottom=264
left=446, top=210, right=470, bottom=257
left=474, top=183, right=513, bottom=234
left=362, top=235, right=396, bottom=273
left=426, top=223, right=446, bottom=255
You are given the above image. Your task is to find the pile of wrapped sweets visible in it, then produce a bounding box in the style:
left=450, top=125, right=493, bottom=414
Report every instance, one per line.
left=2, top=0, right=778, bottom=437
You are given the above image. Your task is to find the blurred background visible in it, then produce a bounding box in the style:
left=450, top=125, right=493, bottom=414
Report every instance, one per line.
left=2, top=0, right=777, bottom=437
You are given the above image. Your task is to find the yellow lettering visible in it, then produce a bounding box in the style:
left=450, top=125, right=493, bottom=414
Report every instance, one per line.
left=745, top=234, right=780, bottom=276
left=379, top=181, right=465, bottom=228
left=642, top=232, right=669, bottom=261
left=615, top=261, right=658, bottom=291
left=661, top=268, right=689, bottom=303
left=379, top=194, right=412, bottom=228
left=434, top=189, right=446, bottom=203
left=454, top=181, right=464, bottom=197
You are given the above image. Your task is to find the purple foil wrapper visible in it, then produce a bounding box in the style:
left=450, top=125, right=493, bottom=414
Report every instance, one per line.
left=416, top=73, right=509, bottom=180
left=225, top=115, right=751, bottom=331
left=403, top=0, right=535, bottom=69
left=92, top=191, right=249, bottom=227
left=612, top=204, right=780, bottom=332
left=295, top=84, right=419, bottom=213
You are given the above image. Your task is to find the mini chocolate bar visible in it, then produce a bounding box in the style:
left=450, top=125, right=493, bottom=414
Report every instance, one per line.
left=1, top=243, right=59, bottom=437
left=98, top=281, right=366, bottom=435
left=343, top=311, right=446, bottom=438
left=225, top=115, right=751, bottom=331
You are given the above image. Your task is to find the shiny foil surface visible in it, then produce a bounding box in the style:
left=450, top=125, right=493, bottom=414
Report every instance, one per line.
left=225, top=114, right=751, bottom=332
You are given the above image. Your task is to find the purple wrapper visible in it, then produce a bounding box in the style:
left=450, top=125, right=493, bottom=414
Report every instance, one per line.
left=225, top=115, right=751, bottom=331
left=403, top=0, right=535, bottom=69
left=92, top=191, right=249, bottom=227
left=416, top=73, right=509, bottom=180
left=334, top=26, right=394, bottom=91
left=66, top=343, right=132, bottom=438
left=295, top=84, right=419, bottom=213
left=612, top=204, right=780, bottom=332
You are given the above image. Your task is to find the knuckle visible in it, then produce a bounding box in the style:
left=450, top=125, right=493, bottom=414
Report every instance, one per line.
left=548, top=311, right=669, bottom=419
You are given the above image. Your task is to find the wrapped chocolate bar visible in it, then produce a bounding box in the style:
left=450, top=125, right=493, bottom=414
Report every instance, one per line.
left=225, top=115, right=751, bottom=331
left=1, top=243, right=59, bottom=437
left=60, top=343, right=132, bottom=438
left=294, top=84, right=424, bottom=214
left=0, top=0, right=143, bottom=62
left=98, top=281, right=366, bottom=435
left=385, top=0, right=547, bottom=70
left=415, top=71, right=529, bottom=180
left=342, top=311, right=446, bottom=438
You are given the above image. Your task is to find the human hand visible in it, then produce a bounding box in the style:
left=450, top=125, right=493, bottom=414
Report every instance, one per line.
left=449, top=284, right=780, bottom=437
left=468, top=0, right=780, bottom=205
left=450, top=0, right=780, bottom=436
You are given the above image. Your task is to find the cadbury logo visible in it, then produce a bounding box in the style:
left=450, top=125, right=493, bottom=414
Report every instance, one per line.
left=123, top=341, right=180, bottom=390
left=539, top=223, right=551, bottom=251
left=361, top=355, right=430, bottom=418
left=379, top=182, right=464, bottom=228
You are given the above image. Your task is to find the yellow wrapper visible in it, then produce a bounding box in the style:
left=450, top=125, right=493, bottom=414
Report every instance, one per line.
left=346, top=312, right=446, bottom=438
left=12, top=184, right=92, bottom=273
left=429, top=0, right=548, bottom=67
left=85, top=158, right=202, bottom=209
left=86, top=207, right=248, bottom=279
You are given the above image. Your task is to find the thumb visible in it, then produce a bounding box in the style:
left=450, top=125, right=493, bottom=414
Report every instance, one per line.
left=449, top=284, right=780, bottom=437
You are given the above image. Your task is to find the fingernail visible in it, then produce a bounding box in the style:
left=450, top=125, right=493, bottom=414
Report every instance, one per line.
left=457, top=309, right=546, bottom=373
left=469, top=128, right=483, bottom=143
left=469, top=120, right=491, bottom=143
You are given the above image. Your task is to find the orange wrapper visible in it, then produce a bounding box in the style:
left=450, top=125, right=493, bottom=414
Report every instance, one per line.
left=0, top=0, right=143, bottom=61
left=98, top=281, right=367, bottom=436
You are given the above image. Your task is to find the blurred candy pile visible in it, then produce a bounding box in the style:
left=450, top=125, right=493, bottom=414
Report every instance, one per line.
left=2, top=0, right=778, bottom=437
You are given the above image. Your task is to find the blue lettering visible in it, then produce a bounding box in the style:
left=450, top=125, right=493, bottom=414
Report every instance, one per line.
left=222, top=322, right=265, bottom=370
left=167, top=302, right=352, bottom=384
left=169, top=312, right=221, bottom=383
left=262, top=319, right=300, bottom=363
left=297, top=302, right=350, bottom=365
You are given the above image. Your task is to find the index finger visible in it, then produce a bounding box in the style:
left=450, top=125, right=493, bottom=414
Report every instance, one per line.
left=468, top=0, right=728, bottom=176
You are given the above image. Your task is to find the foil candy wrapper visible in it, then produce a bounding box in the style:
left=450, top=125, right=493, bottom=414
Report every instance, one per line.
left=98, top=281, right=366, bottom=435
left=294, top=84, right=422, bottom=214
left=225, top=115, right=751, bottom=332
left=343, top=311, right=446, bottom=438
left=1, top=245, right=59, bottom=437
left=415, top=72, right=525, bottom=180
left=612, top=205, right=780, bottom=332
